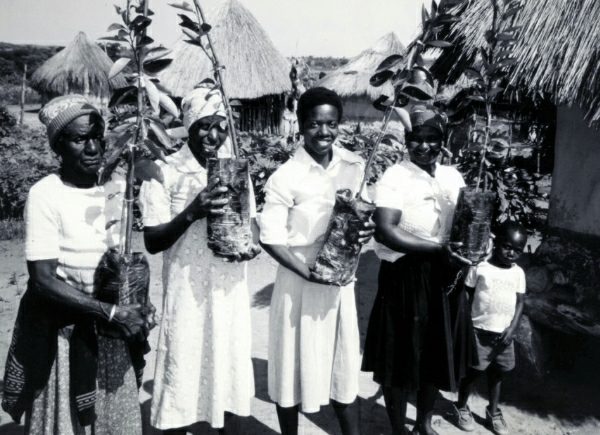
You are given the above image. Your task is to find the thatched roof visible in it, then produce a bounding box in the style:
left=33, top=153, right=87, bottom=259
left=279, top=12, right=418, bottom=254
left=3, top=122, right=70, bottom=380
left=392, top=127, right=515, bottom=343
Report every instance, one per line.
left=432, top=0, right=600, bottom=126
left=159, top=0, right=290, bottom=99
left=316, top=32, right=406, bottom=100
left=30, top=32, right=127, bottom=99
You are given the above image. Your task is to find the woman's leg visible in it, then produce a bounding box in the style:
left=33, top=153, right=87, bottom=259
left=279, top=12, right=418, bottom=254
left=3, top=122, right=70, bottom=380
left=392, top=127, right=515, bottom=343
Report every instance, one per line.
left=414, top=384, right=439, bottom=435
left=457, top=367, right=484, bottom=408
left=382, top=386, right=409, bottom=435
left=276, top=404, right=299, bottom=435
left=331, top=398, right=360, bottom=435
left=487, top=367, right=503, bottom=414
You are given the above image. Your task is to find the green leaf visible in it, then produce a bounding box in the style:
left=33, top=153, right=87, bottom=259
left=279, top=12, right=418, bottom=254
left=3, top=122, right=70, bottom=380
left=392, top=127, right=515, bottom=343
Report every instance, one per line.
left=159, top=93, right=179, bottom=117
left=143, top=58, right=173, bottom=74
left=375, top=54, right=404, bottom=74
left=372, top=95, right=390, bottom=112
left=107, top=23, right=125, bottom=32
left=99, top=36, right=128, bottom=42
left=491, top=138, right=510, bottom=148
left=430, top=0, right=438, bottom=20
left=369, top=70, right=394, bottom=87
left=130, top=15, right=152, bottom=32
left=108, top=57, right=131, bottom=80
left=145, top=47, right=173, bottom=61
left=168, top=1, right=194, bottom=12
left=435, top=14, right=459, bottom=23
left=144, top=78, right=161, bottom=114
left=108, top=86, right=137, bottom=107
left=178, top=14, right=200, bottom=33
left=502, top=5, right=523, bottom=20
left=487, top=87, right=505, bottom=97
left=466, top=95, right=485, bottom=102
left=147, top=118, right=173, bottom=149
left=425, top=40, right=453, bottom=48
left=497, top=32, right=516, bottom=41
left=135, top=158, right=164, bottom=183
left=464, top=68, right=483, bottom=80
left=143, top=138, right=168, bottom=163
left=114, top=4, right=123, bottom=14
left=422, top=4, right=430, bottom=25
left=138, top=35, right=154, bottom=48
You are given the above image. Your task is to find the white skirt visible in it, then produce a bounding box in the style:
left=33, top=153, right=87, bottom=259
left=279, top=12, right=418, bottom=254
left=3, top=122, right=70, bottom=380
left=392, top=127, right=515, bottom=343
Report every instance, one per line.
left=268, top=244, right=361, bottom=413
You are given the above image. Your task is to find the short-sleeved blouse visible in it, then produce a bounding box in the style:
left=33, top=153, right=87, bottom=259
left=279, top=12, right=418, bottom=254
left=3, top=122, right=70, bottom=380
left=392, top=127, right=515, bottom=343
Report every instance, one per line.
left=374, top=160, right=465, bottom=263
left=258, top=145, right=367, bottom=247
left=24, top=173, right=125, bottom=295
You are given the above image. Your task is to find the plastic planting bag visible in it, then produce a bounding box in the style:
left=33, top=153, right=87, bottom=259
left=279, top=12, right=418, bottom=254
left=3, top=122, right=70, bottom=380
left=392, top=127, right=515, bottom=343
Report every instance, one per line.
left=207, top=158, right=252, bottom=256
left=313, top=189, right=376, bottom=285
left=450, top=187, right=496, bottom=263
left=94, top=249, right=150, bottom=337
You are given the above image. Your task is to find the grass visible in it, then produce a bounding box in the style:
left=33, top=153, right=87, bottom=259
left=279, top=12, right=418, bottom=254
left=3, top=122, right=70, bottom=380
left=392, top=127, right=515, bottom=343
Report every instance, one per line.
left=0, top=219, right=25, bottom=241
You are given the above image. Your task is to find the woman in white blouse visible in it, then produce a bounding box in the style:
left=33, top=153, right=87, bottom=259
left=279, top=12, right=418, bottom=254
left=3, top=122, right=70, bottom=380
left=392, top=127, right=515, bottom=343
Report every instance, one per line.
left=361, top=104, right=474, bottom=435
left=259, top=87, right=375, bottom=435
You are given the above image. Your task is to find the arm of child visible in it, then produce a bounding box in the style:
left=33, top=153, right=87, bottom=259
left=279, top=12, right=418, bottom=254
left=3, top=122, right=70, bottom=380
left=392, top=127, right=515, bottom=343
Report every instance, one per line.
left=498, top=293, right=525, bottom=346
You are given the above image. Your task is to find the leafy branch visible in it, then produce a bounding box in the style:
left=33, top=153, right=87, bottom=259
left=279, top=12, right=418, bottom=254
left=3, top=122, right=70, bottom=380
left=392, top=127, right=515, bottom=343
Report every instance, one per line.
left=358, top=0, right=463, bottom=197
left=100, top=0, right=177, bottom=254
left=169, top=0, right=240, bottom=158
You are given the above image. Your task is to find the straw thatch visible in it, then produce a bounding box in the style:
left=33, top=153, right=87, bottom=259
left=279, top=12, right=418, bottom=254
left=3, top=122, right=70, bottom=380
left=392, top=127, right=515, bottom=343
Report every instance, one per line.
left=316, top=32, right=406, bottom=100
left=432, top=0, right=600, bottom=126
left=159, top=0, right=290, bottom=99
left=30, top=32, right=127, bottom=105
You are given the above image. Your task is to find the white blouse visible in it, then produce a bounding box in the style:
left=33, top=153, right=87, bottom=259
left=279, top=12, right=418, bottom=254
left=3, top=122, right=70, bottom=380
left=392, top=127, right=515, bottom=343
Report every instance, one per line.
left=374, top=160, right=465, bottom=263
left=25, top=173, right=125, bottom=295
left=258, top=145, right=368, bottom=247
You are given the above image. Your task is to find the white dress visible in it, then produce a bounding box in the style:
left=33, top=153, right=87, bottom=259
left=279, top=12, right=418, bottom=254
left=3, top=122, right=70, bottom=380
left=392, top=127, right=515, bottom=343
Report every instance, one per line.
left=139, top=145, right=256, bottom=430
left=258, top=145, right=368, bottom=413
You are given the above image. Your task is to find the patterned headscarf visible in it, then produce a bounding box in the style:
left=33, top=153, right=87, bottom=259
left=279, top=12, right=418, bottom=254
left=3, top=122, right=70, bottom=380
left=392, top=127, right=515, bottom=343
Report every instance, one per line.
left=181, top=85, right=227, bottom=131
left=38, top=94, right=102, bottom=150
left=409, top=104, right=447, bottom=134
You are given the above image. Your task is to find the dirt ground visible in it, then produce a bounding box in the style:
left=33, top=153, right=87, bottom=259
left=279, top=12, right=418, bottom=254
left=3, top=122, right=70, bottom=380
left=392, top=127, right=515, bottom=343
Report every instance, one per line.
left=1, top=233, right=600, bottom=434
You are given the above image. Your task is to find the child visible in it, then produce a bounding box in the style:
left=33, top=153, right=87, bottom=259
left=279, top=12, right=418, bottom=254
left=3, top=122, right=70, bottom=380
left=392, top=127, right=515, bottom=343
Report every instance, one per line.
left=454, top=221, right=527, bottom=435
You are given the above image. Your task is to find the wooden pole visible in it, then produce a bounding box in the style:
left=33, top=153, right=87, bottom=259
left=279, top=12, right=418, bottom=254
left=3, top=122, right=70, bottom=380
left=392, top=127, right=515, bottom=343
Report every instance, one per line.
left=19, top=64, right=27, bottom=125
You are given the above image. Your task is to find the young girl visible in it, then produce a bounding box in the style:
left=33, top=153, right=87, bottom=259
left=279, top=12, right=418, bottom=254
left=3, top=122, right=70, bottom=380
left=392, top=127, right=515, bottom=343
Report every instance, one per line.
left=454, top=221, right=527, bottom=435
left=140, top=85, right=260, bottom=434
left=259, top=87, right=375, bottom=435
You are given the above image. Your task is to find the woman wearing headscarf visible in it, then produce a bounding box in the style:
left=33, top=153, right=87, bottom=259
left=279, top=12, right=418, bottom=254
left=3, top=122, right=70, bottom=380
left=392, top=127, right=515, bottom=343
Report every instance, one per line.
left=361, top=104, right=474, bottom=435
left=259, top=87, right=375, bottom=435
left=139, top=84, right=261, bottom=434
left=2, top=95, right=149, bottom=435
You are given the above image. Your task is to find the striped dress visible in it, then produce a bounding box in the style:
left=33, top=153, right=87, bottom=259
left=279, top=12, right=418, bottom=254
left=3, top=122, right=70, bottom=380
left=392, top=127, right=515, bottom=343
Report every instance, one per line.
left=21, top=173, right=142, bottom=435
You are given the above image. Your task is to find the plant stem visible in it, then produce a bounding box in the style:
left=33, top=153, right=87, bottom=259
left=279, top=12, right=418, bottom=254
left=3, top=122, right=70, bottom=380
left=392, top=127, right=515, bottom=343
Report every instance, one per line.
left=191, top=0, right=239, bottom=159
left=357, top=98, right=396, bottom=199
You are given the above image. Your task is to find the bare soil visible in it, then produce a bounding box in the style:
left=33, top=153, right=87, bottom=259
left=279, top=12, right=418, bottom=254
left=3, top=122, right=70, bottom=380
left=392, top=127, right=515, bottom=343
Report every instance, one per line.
left=1, top=234, right=599, bottom=434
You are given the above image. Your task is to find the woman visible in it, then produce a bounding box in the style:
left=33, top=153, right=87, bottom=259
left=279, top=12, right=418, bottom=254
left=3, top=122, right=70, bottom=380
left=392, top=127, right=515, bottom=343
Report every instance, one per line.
left=259, top=87, right=375, bottom=435
left=2, top=94, right=149, bottom=435
left=361, top=104, right=474, bottom=435
left=140, top=85, right=261, bottom=434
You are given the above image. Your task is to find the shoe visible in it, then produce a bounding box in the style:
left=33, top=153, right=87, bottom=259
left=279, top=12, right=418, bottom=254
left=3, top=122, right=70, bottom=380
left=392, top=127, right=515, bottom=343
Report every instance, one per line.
left=486, top=406, right=509, bottom=435
left=452, top=402, right=475, bottom=432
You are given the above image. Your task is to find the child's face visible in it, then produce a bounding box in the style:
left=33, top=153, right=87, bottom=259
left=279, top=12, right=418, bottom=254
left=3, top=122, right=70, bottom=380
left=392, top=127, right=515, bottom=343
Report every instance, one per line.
left=492, top=230, right=527, bottom=266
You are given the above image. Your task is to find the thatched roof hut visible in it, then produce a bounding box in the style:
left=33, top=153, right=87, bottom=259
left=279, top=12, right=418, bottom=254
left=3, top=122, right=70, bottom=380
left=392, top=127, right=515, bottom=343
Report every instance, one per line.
left=317, top=32, right=406, bottom=122
left=433, top=0, right=600, bottom=127
left=30, top=32, right=127, bottom=109
left=159, top=0, right=289, bottom=133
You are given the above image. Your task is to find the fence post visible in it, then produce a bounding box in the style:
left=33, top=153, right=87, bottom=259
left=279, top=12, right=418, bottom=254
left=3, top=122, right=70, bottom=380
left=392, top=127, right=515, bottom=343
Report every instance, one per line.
left=19, top=64, right=27, bottom=125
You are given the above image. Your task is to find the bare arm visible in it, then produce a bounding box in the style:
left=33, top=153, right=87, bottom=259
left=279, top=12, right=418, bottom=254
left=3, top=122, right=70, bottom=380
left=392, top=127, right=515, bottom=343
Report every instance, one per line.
left=143, top=178, right=228, bottom=255
left=260, top=243, right=329, bottom=284
left=27, top=260, right=149, bottom=341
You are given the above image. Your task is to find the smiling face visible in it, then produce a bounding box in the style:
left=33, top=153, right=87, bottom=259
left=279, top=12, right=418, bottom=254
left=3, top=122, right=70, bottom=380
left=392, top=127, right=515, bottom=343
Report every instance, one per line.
left=301, top=104, right=340, bottom=161
left=57, top=114, right=105, bottom=182
left=405, top=125, right=443, bottom=170
left=188, top=114, right=229, bottom=161
left=492, top=230, right=527, bottom=266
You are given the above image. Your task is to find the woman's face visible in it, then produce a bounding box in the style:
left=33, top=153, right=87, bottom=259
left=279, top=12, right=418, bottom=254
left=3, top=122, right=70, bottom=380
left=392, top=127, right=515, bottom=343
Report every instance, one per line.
left=57, top=114, right=105, bottom=177
left=188, top=115, right=228, bottom=160
left=406, top=125, right=443, bottom=168
left=301, top=104, right=339, bottom=159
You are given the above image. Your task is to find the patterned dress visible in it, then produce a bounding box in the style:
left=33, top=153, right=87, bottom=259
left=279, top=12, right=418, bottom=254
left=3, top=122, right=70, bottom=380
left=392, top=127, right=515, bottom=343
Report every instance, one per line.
left=22, top=173, right=142, bottom=435
left=139, top=144, right=256, bottom=430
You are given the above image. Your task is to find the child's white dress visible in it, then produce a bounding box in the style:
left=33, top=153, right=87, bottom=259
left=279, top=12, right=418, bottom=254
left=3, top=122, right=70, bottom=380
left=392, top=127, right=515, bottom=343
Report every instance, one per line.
left=139, top=145, right=256, bottom=430
left=258, top=145, right=367, bottom=413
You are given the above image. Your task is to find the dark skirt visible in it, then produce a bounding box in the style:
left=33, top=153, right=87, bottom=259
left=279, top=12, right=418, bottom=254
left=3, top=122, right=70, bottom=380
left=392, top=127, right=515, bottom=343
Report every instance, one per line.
left=361, top=254, right=476, bottom=393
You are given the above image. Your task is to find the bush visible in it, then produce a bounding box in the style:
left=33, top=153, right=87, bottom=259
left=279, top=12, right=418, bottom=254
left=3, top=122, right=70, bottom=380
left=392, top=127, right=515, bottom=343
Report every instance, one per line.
left=0, top=106, right=59, bottom=219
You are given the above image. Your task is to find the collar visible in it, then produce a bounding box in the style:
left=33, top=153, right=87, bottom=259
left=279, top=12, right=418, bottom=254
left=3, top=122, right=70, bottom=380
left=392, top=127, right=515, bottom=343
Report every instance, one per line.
left=293, top=142, right=360, bottom=170
left=402, top=159, right=440, bottom=179
left=165, top=143, right=205, bottom=174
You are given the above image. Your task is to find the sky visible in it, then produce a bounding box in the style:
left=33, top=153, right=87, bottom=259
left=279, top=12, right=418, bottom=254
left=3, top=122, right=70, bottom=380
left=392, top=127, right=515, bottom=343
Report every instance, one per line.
left=0, top=0, right=425, bottom=57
